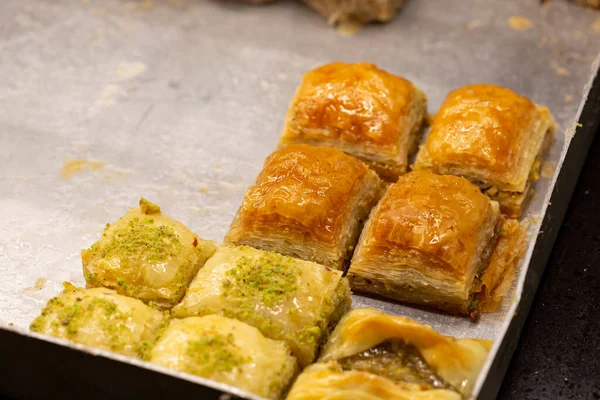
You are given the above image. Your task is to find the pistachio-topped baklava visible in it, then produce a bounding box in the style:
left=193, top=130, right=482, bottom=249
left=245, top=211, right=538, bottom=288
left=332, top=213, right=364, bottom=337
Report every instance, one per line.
left=30, top=286, right=166, bottom=359
left=150, top=315, right=297, bottom=400
left=81, top=198, right=216, bottom=308
left=173, top=245, right=351, bottom=367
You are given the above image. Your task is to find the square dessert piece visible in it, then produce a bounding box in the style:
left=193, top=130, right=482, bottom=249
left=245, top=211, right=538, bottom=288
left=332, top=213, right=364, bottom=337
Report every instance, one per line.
left=30, top=287, right=165, bottom=359
left=82, top=198, right=216, bottom=308
left=414, top=84, right=555, bottom=218
left=173, top=246, right=352, bottom=368
left=150, top=315, right=297, bottom=400
left=286, top=308, right=492, bottom=400
left=348, top=171, right=502, bottom=319
left=280, top=62, right=427, bottom=181
left=225, top=144, right=383, bottom=270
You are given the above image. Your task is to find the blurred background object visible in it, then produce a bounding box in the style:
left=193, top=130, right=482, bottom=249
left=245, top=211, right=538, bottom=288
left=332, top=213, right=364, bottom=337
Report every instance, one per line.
left=236, top=0, right=407, bottom=24
left=575, top=0, right=600, bottom=9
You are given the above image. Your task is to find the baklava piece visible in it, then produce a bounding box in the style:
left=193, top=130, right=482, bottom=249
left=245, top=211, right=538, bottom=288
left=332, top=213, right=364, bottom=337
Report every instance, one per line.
left=225, top=144, right=383, bottom=270
left=286, top=308, right=491, bottom=400
left=173, top=245, right=352, bottom=367
left=280, top=62, right=427, bottom=181
left=414, top=84, right=555, bottom=218
left=30, top=286, right=165, bottom=359
left=150, top=315, right=297, bottom=400
left=81, top=198, right=217, bottom=308
left=348, top=171, right=502, bottom=319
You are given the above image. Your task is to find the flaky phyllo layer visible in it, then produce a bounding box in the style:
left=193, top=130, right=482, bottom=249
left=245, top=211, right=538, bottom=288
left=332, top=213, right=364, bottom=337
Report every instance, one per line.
left=286, top=309, right=492, bottom=400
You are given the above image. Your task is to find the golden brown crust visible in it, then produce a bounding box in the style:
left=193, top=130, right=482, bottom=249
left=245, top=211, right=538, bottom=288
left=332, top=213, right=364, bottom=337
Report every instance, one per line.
left=225, top=144, right=383, bottom=269
left=478, top=218, right=528, bottom=312
left=285, top=308, right=492, bottom=399
left=415, top=84, right=555, bottom=195
left=348, top=171, right=502, bottom=315
left=280, top=62, right=427, bottom=181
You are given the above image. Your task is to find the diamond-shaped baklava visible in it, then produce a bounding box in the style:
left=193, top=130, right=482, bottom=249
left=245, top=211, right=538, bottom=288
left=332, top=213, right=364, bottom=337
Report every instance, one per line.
left=225, top=144, right=383, bottom=270
left=414, top=84, right=555, bottom=218
left=286, top=308, right=491, bottom=400
left=150, top=315, right=297, bottom=400
left=280, top=62, right=427, bottom=181
left=348, top=171, right=503, bottom=319
left=82, top=198, right=216, bottom=308
left=173, top=245, right=352, bottom=368
left=30, top=286, right=166, bottom=359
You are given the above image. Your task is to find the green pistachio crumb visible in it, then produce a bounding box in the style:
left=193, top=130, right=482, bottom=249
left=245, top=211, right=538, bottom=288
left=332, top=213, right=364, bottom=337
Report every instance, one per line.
left=139, top=198, right=161, bottom=215
left=89, top=217, right=182, bottom=264
left=185, top=332, right=249, bottom=375
left=221, top=253, right=300, bottom=307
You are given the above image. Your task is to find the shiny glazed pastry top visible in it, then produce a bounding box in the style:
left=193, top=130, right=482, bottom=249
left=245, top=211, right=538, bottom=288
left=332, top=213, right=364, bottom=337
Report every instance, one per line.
left=225, top=144, right=383, bottom=269
left=415, top=84, right=555, bottom=193
left=280, top=62, right=427, bottom=181
left=348, top=170, right=503, bottom=318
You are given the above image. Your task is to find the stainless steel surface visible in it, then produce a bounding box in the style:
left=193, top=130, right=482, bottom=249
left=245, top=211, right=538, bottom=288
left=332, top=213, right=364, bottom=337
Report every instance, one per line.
left=0, top=0, right=599, bottom=398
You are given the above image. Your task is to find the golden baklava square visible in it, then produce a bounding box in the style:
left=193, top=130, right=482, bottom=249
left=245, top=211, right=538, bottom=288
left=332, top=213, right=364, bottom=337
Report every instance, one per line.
left=348, top=171, right=502, bottom=318
left=280, top=62, right=427, bottom=181
left=225, top=144, right=383, bottom=270
left=414, top=84, right=555, bottom=217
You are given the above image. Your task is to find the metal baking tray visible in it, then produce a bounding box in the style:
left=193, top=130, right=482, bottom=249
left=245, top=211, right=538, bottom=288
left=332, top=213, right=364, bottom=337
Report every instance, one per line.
left=1, top=0, right=599, bottom=398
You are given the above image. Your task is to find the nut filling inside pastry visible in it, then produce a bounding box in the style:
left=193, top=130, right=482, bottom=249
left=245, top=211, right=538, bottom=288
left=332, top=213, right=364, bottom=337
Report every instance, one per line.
left=338, top=340, right=455, bottom=391
left=286, top=308, right=492, bottom=400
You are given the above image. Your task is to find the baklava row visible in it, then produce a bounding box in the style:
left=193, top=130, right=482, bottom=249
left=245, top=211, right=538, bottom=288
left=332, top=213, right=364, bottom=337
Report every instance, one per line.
left=30, top=61, right=553, bottom=399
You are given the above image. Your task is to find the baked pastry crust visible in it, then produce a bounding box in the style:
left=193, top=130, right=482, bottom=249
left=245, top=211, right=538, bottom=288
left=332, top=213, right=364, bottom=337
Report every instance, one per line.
left=81, top=198, right=216, bottom=309
left=348, top=171, right=502, bottom=317
left=173, top=245, right=352, bottom=368
left=280, top=63, right=427, bottom=181
left=30, top=287, right=165, bottom=359
left=225, top=144, right=383, bottom=270
left=149, top=315, right=297, bottom=400
left=414, top=84, right=555, bottom=217
left=286, top=308, right=492, bottom=400
left=478, top=218, right=528, bottom=312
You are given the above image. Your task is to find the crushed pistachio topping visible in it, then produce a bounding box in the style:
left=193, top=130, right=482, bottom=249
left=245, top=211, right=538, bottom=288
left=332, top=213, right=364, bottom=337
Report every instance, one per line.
left=139, top=198, right=161, bottom=215
left=90, top=217, right=183, bottom=264
left=222, top=253, right=301, bottom=307
left=185, top=332, right=249, bottom=375
left=137, top=313, right=170, bottom=360
left=298, top=325, right=322, bottom=345
left=30, top=296, right=131, bottom=351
